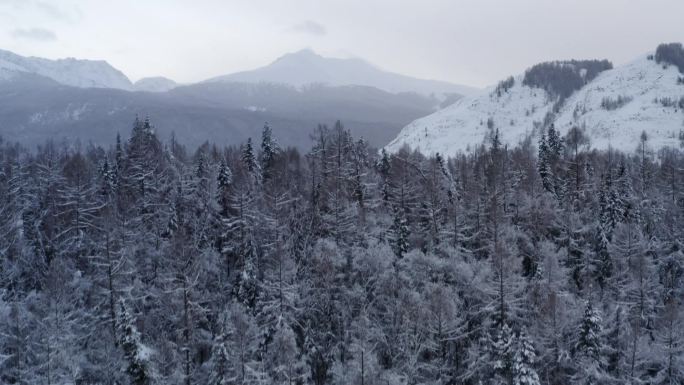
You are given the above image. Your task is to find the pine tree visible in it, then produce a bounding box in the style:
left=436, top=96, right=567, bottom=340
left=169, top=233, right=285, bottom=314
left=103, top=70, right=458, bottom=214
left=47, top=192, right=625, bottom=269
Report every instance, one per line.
left=377, top=148, right=392, bottom=203
left=547, top=124, right=563, bottom=160
left=260, top=122, right=279, bottom=182
left=118, top=299, right=151, bottom=385
left=216, top=160, right=233, bottom=216
left=598, top=172, right=621, bottom=236
left=538, top=132, right=553, bottom=194
left=513, top=331, right=541, bottom=385
left=235, top=235, right=259, bottom=311
left=242, top=138, right=258, bottom=176
left=573, top=301, right=608, bottom=385
left=576, top=301, right=603, bottom=361
left=492, top=322, right=515, bottom=384
left=217, top=160, right=232, bottom=190
left=592, top=225, right=613, bottom=293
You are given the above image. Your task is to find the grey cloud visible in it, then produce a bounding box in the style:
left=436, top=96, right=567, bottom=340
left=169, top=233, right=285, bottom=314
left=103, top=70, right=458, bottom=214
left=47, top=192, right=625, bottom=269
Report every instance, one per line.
left=291, top=20, right=326, bottom=36
left=11, top=27, right=57, bottom=41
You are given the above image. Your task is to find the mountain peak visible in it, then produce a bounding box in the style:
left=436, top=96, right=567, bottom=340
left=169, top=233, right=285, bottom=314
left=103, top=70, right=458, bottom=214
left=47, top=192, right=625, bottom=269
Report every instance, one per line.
left=0, top=48, right=132, bottom=89
left=133, top=76, right=177, bottom=92
left=274, top=48, right=322, bottom=62
left=206, top=49, right=478, bottom=96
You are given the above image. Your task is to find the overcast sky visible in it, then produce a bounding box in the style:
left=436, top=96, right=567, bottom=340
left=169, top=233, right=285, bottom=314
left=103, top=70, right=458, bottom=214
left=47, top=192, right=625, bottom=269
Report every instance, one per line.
left=1, top=0, right=683, bottom=87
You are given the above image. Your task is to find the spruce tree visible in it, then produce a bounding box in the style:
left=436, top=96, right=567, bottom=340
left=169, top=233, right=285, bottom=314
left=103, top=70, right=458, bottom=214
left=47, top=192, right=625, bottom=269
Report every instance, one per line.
left=592, top=226, right=613, bottom=292
left=118, top=299, right=151, bottom=385
left=492, top=322, right=515, bottom=384
left=576, top=301, right=603, bottom=361
left=513, top=331, right=541, bottom=385
left=378, top=148, right=392, bottom=203
left=242, top=138, right=258, bottom=176
left=260, top=123, right=278, bottom=182
left=538, top=132, right=553, bottom=193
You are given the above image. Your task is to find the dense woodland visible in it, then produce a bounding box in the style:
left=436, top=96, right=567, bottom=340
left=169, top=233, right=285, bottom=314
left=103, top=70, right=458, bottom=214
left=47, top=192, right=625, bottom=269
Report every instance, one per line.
left=0, top=117, right=683, bottom=385
left=522, top=59, right=613, bottom=101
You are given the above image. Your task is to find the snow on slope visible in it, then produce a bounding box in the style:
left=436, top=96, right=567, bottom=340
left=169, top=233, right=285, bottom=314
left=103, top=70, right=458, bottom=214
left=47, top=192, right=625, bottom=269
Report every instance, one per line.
left=385, top=76, right=554, bottom=154
left=554, top=55, right=683, bottom=151
left=206, top=49, right=480, bottom=97
left=0, top=49, right=132, bottom=89
left=386, top=53, right=684, bottom=155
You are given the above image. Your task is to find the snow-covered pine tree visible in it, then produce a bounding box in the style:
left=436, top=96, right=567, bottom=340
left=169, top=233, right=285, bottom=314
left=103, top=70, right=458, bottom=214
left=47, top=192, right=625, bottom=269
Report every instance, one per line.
left=242, top=138, right=259, bottom=179
left=118, top=299, right=152, bottom=385
left=260, top=122, right=279, bottom=182
left=216, top=160, right=233, bottom=216
left=575, top=300, right=603, bottom=361
left=492, top=322, right=515, bottom=384
left=592, top=225, right=613, bottom=293
left=538, top=131, right=553, bottom=194
left=231, top=223, right=260, bottom=312
left=377, top=148, right=392, bottom=204
left=513, top=330, right=541, bottom=385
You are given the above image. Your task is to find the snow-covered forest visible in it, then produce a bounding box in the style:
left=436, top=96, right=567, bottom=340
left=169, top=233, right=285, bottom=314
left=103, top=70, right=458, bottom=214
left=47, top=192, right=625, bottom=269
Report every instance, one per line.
left=0, top=118, right=683, bottom=385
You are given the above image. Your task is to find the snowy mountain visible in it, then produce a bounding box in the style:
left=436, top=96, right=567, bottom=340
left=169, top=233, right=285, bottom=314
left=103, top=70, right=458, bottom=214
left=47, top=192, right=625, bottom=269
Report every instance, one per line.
left=386, top=50, right=684, bottom=155
left=133, top=76, right=178, bottom=92
left=205, top=49, right=479, bottom=97
left=0, top=49, right=133, bottom=89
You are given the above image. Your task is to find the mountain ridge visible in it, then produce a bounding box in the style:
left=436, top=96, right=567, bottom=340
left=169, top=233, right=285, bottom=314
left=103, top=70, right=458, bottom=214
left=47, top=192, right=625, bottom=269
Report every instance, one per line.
left=0, top=48, right=133, bottom=89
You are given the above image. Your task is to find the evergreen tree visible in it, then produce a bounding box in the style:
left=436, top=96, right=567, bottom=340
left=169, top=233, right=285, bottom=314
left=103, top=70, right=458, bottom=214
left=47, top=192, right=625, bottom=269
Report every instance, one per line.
left=573, top=301, right=607, bottom=385
left=118, top=299, right=151, bottom=385
left=538, top=131, right=553, bottom=193
left=216, top=160, right=233, bottom=216
left=576, top=301, right=603, bottom=361
left=260, top=122, right=279, bottom=182
left=492, top=322, right=515, bottom=384
left=547, top=124, right=563, bottom=160
left=242, top=138, right=258, bottom=177
left=513, top=331, right=541, bottom=385
left=378, top=148, right=392, bottom=203
left=235, top=235, right=260, bottom=311
left=592, top=225, right=613, bottom=293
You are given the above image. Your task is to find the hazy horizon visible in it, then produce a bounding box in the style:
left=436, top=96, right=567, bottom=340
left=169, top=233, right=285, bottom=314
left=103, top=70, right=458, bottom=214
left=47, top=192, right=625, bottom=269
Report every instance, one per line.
left=2, top=0, right=684, bottom=87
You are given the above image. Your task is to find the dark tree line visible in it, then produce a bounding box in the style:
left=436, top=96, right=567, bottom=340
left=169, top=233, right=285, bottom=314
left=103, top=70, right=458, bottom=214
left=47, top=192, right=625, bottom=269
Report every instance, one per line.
left=522, top=60, right=613, bottom=101
left=655, top=42, right=684, bottom=74
left=0, top=117, right=682, bottom=385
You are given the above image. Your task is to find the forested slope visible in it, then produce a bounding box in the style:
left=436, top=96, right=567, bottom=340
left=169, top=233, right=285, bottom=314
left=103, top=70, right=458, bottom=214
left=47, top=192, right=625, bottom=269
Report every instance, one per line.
left=0, top=119, right=682, bottom=385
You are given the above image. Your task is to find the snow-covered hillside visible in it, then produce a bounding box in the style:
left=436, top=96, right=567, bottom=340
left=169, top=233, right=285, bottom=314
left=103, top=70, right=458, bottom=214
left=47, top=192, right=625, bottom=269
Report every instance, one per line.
left=385, top=75, right=555, bottom=154
left=0, top=49, right=132, bottom=89
left=386, top=53, right=684, bottom=155
left=554, top=55, right=683, bottom=151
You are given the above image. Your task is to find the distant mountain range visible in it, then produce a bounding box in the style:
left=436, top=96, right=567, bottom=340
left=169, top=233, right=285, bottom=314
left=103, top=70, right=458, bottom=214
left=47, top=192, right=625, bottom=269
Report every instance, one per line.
left=0, top=48, right=131, bottom=89
left=386, top=43, right=684, bottom=155
left=206, top=49, right=479, bottom=97
left=0, top=49, right=478, bottom=148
